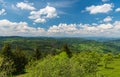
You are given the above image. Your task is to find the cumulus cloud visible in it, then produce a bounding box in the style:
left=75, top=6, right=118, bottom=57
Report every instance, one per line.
left=16, top=2, right=36, bottom=10
left=86, top=4, right=113, bottom=14
left=47, top=21, right=120, bottom=37
left=0, top=9, right=6, bottom=15
left=1, top=19, right=120, bottom=37
left=0, top=19, right=45, bottom=36
left=103, top=16, right=112, bottom=22
left=48, top=23, right=77, bottom=36
left=47, top=23, right=113, bottom=37
left=115, top=8, right=120, bottom=12
left=29, top=5, right=58, bottom=23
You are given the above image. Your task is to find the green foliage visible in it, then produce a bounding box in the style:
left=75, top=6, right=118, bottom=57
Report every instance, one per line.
left=0, top=37, right=120, bottom=77
left=12, top=47, right=28, bottom=74
left=70, top=51, right=101, bottom=77
left=0, top=57, right=14, bottom=77
left=26, top=52, right=102, bottom=77
left=27, top=52, right=69, bottom=77
left=0, top=44, right=28, bottom=76
left=33, top=47, right=42, bottom=60
left=103, top=53, right=113, bottom=68
left=0, top=44, right=15, bottom=76
left=1, top=44, right=13, bottom=59
left=62, top=44, right=72, bottom=58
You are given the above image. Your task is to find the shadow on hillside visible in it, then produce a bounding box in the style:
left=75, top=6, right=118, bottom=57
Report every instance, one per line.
left=14, top=71, right=27, bottom=76
left=98, top=64, right=103, bottom=67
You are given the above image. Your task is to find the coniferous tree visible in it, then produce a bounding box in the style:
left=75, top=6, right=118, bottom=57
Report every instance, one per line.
left=1, top=44, right=28, bottom=75
left=13, top=46, right=28, bottom=74
left=33, top=47, right=42, bottom=60
left=0, top=44, right=15, bottom=75
left=63, top=44, right=72, bottom=58
left=1, top=44, right=13, bottom=59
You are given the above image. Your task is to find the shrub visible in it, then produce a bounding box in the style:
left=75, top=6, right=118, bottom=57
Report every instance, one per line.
left=26, top=52, right=102, bottom=77
left=0, top=57, right=14, bottom=77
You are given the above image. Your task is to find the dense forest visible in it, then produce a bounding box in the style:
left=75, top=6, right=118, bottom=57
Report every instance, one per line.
left=0, top=36, right=120, bottom=77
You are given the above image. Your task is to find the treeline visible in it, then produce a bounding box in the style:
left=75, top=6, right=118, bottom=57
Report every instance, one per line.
left=0, top=37, right=120, bottom=54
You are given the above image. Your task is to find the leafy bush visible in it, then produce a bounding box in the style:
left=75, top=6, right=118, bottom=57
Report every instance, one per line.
left=0, top=44, right=28, bottom=75
left=26, top=51, right=102, bottom=77
left=0, top=57, right=14, bottom=77
left=12, top=50, right=28, bottom=74
left=0, top=44, right=15, bottom=76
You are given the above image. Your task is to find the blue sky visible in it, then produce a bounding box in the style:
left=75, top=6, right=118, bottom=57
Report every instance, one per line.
left=0, top=0, right=120, bottom=37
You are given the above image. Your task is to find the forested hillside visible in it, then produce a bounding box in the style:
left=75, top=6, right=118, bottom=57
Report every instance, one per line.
left=0, top=37, right=120, bottom=77
left=0, top=37, right=120, bottom=53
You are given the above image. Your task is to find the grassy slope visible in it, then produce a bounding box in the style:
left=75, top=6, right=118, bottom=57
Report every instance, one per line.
left=99, top=58, right=120, bottom=77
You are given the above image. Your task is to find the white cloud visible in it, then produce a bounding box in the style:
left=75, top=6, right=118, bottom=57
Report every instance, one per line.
left=47, top=21, right=120, bottom=37
left=97, top=23, right=113, bottom=29
left=29, top=5, right=58, bottom=23
left=47, top=23, right=113, bottom=37
left=0, top=9, right=6, bottom=15
left=115, top=8, right=120, bottom=12
left=102, top=0, right=109, bottom=2
left=48, top=23, right=77, bottom=35
left=0, top=19, right=46, bottom=36
left=103, top=16, right=112, bottom=22
left=86, top=4, right=113, bottom=14
left=1, top=19, right=120, bottom=37
left=16, top=2, right=36, bottom=10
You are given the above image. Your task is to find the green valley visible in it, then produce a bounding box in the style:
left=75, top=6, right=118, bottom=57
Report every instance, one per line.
left=0, top=37, right=120, bottom=77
